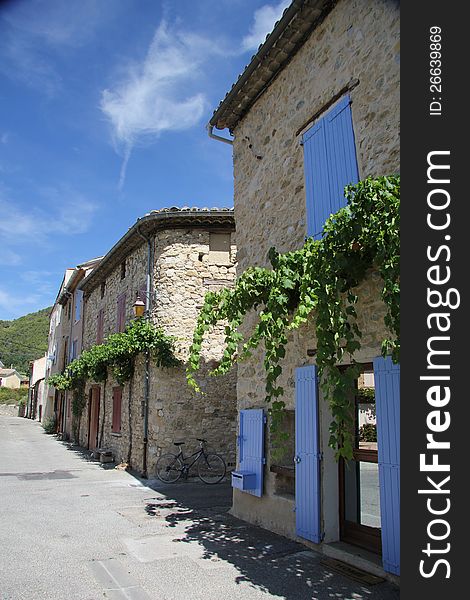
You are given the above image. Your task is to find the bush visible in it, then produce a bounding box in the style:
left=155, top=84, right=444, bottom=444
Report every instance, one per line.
left=42, top=416, right=57, bottom=434
left=0, top=387, right=28, bottom=405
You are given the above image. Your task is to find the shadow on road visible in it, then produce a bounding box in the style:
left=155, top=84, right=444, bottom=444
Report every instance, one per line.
left=57, top=439, right=118, bottom=470
left=50, top=437, right=399, bottom=600
left=141, top=479, right=399, bottom=600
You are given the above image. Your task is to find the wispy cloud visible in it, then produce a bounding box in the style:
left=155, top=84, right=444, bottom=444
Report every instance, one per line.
left=241, top=0, right=291, bottom=52
left=0, top=185, right=98, bottom=245
left=1, top=133, right=9, bottom=145
left=100, top=21, right=223, bottom=189
left=0, top=0, right=107, bottom=96
left=0, top=249, right=22, bottom=267
left=1, top=0, right=106, bottom=47
left=0, top=287, right=41, bottom=318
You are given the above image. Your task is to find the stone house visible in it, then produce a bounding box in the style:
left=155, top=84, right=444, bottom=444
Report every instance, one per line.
left=207, top=0, right=400, bottom=581
left=43, top=258, right=101, bottom=432
left=78, top=207, right=237, bottom=478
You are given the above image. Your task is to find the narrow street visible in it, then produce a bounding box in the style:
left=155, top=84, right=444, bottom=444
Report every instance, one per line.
left=0, top=416, right=399, bottom=600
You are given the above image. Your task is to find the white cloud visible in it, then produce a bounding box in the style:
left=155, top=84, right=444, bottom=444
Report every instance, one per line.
left=100, top=21, right=218, bottom=189
left=1, top=133, right=9, bottom=145
left=241, top=0, right=291, bottom=52
left=0, top=0, right=108, bottom=96
left=0, top=185, right=98, bottom=244
left=0, top=249, right=22, bottom=267
left=0, top=287, right=41, bottom=318
left=2, top=0, right=105, bottom=48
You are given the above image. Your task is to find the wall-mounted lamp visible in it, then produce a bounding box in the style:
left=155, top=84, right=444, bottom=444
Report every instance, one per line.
left=133, top=296, right=146, bottom=319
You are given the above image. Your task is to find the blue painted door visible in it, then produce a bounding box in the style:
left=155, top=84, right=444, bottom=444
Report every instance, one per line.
left=238, top=409, right=265, bottom=497
left=295, top=365, right=322, bottom=543
left=303, top=95, right=359, bottom=239
left=374, top=356, right=400, bottom=575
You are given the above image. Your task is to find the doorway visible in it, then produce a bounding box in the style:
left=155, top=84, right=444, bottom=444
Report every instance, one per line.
left=88, top=387, right=100, bottom=451
left=339, top=364, right=381, bottom=554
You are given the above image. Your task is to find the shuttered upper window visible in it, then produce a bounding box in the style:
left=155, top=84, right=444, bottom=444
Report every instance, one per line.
left=74, top=290, right=83, bottom=323
left=116, top=293, right=126, bottom=333
left=302, top=95, right=359, bottom=239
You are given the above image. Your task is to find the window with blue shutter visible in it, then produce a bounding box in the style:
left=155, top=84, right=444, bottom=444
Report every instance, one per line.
left=295, top=365, right=322, bottom=543
left=302, top=95, right=359, bottom=239
left=374, top=356, right=400, bottom=575
left=231, top=409, right=265, bottom=497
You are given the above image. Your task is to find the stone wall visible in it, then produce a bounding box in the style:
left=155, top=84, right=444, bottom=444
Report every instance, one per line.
left=228, top=0, right=399, bottom=538
left=80, top=227, right=238, bottom=475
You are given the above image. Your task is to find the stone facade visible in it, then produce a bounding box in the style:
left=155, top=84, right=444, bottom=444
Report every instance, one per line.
left=79, top=213, right=238, bottom=478
left=213, top=0, right=399, bottom=555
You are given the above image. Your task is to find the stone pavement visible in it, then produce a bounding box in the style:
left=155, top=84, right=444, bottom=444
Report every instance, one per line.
left=0, top=415, right=400, bottom=599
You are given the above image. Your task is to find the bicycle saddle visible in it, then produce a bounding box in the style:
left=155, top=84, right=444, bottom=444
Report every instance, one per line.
left=196, top=438, right=207, bottom=443
left=173, top=441, right=185, bottom=446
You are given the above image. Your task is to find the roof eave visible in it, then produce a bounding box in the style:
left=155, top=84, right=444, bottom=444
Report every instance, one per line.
left=209, top=0, right=332, bottom=132
left=79, top=209, right=235, bottom=295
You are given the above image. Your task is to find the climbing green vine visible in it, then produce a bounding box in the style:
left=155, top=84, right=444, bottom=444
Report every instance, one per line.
left=48, top=318, right=179, bottom=418
left=187, top=176, right=399, bottom=460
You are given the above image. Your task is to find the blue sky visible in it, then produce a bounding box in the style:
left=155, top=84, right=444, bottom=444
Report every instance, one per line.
left=0, top=0, right=290, bottom=320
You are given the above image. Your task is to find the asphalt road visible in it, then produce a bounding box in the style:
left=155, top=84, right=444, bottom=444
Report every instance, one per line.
left=0, top=416, right=399, bottom=600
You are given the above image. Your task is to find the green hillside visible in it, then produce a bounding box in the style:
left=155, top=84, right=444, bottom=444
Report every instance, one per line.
left=0, top=307, right=51, bottom=374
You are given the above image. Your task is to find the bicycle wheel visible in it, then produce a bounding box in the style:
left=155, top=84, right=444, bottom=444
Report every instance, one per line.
left=197, top=453, right=226, bottom=484
left=156, top=453, right=183, bottom=483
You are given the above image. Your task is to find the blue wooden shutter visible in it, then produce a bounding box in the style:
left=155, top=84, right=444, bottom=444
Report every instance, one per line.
left=374, top=356, right=400, bottom=575
left=295, top=365, right=322, bottom=543
left=302, top=95, right=359, bottom=239
left=239, top=409, right=265, bottom=497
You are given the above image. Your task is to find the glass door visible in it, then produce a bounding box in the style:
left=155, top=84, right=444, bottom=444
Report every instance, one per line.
left=339, top=364, right=382, bottom=554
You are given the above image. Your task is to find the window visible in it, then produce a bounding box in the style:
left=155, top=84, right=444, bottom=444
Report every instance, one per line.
left=100, top=281, right=106, bottom=299
left=112, top=387, right=122, bottom=433
left=208, top=232, right=231, bottom=264
left=302, top=95, right=359, bottom=239
left=120, top=261, right=126, bottom=280
left=70, top=339, right=78, bottom=362
left=270, top=410, right=295, bottom=498
left=74, top=290, right=83, bottom=323
left=116, top=293, right=126, bottom=332
left=96, top=309, right=104, bottom=344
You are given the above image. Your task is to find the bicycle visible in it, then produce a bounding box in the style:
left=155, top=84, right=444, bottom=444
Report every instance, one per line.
left=155, top=438, right=226, bottom=484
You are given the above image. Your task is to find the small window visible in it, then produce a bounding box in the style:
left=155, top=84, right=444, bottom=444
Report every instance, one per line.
left=100, top=281, right=106, bottom=299
left=112, top=387, right=122, bottom=433
left=74, top=290, right=83, bottom=323
left=120, top=261, right=126, bottom=280
left=116, top=293, right=126, bottom=333
left=70, top=339, right=78, bottom=361
left=271, top=410, right=295, bottom=499
left=208, top=233, right=231, bottom=264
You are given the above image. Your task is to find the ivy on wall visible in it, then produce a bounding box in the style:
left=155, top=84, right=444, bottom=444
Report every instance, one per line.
left=48, top=318, right=179, bottom=422
left=187, top=176, right=400, bottom=459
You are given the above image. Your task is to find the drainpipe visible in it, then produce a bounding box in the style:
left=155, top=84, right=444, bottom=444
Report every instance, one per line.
left=206, top=123, right=233, bottom=145
left=136, top=223, right=153, bottom=478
